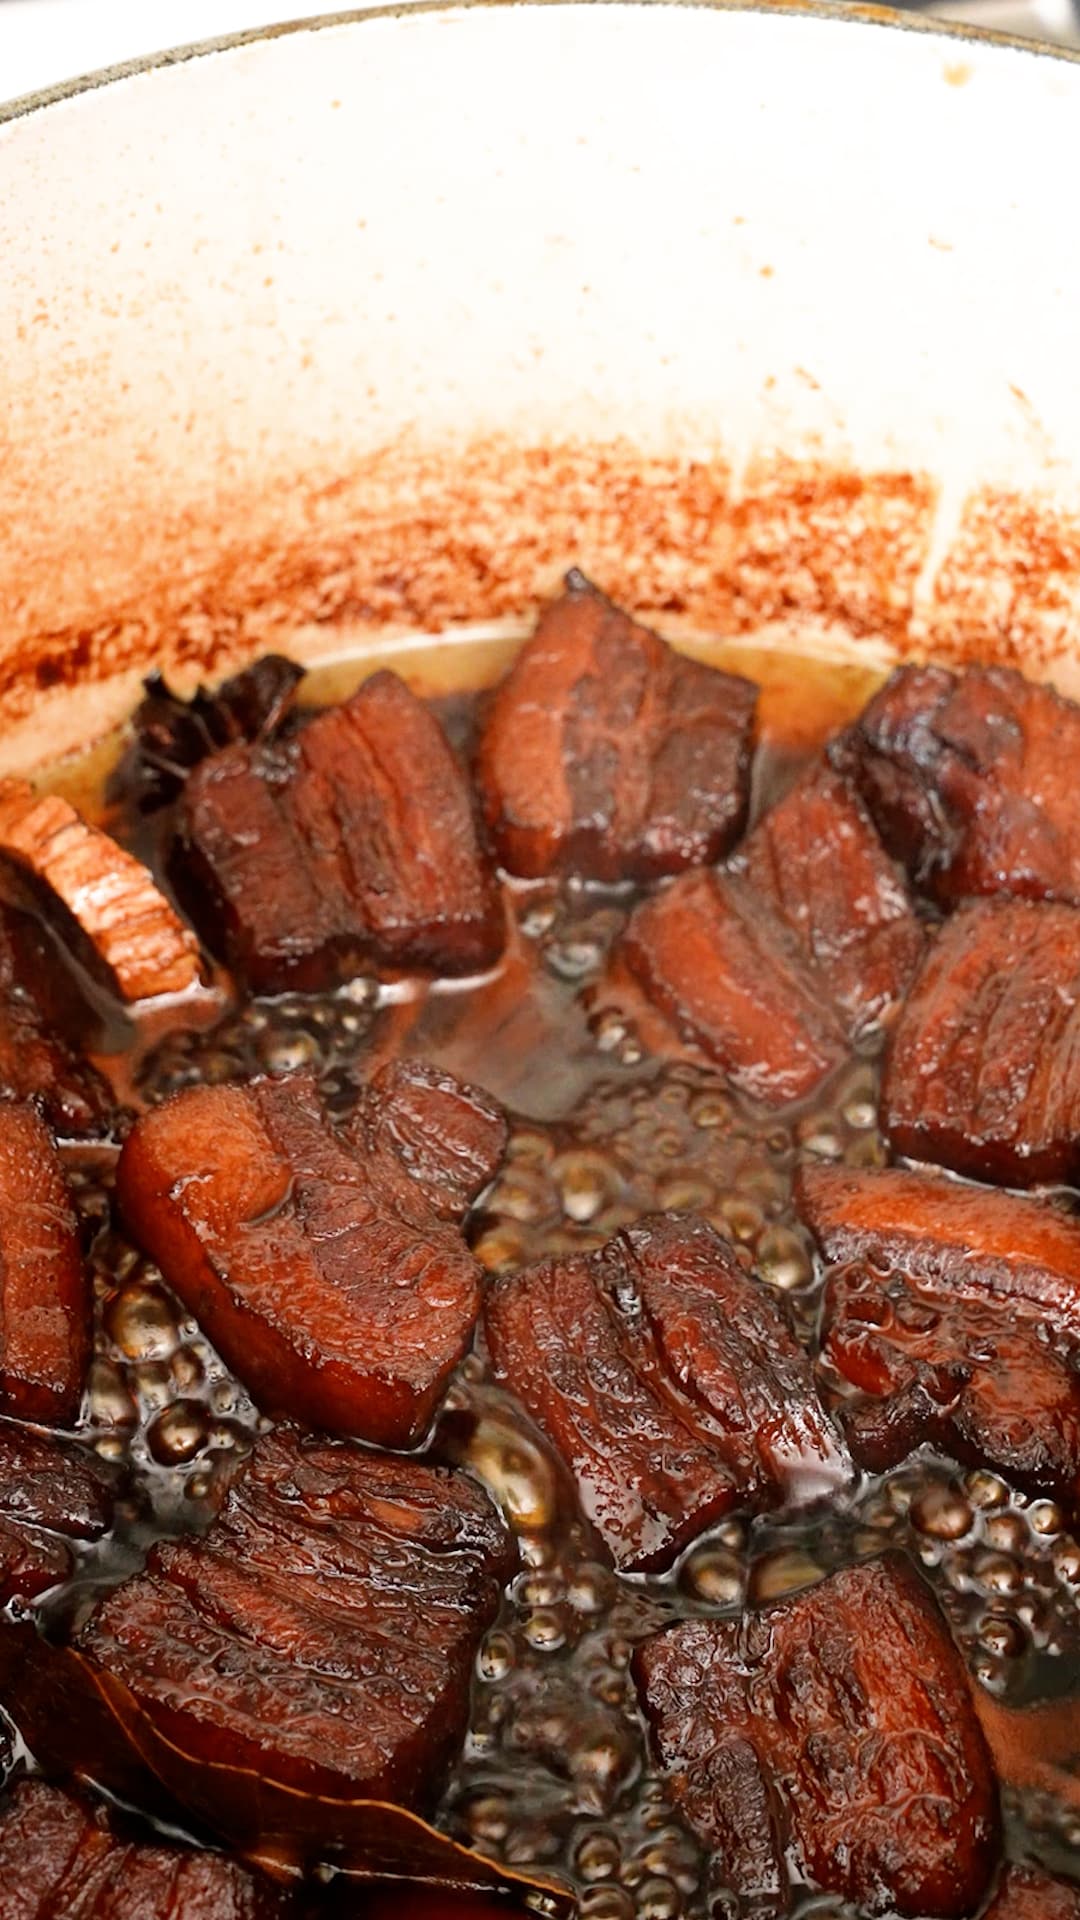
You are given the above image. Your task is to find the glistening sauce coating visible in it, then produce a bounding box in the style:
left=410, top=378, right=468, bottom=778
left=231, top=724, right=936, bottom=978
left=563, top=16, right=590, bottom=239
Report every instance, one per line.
left=4, top=624, right=1079, bottom=1919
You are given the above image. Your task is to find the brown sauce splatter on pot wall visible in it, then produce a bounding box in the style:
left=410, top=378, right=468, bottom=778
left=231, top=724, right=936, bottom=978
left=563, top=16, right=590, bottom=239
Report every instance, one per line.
left=6, top=439, right=1080, bottom=775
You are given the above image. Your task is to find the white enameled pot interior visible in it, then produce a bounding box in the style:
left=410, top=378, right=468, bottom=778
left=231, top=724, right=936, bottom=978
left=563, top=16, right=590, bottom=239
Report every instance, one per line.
left=1, top=2, right=1079, bottom=769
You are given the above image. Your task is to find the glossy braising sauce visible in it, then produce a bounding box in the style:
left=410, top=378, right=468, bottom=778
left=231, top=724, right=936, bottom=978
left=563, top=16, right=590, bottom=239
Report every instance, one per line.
left=18, top=630, right=1080, bottom=1918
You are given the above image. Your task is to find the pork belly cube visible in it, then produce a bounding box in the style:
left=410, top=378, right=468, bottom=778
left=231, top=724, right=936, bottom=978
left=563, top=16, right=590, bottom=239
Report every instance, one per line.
left=797, top=1161, right=1080, bottom=1317
left=820, top=1260, right=1080, bottom=1495
left=882, top=897, right=1080, bottom=1187
left=288, top=672, right=504, bottom=977
left=984, top=1867, right=1080, bottom=1919
left=797, top=1162, right=1080, bottom=1501
left=116, top=1070, right=486, bottom=1446
left=633, top=1553, right=999, bottom=1916
left=0, top=1103, right=90, bottom=1424
left=177, top=671, right=504, bottom=992
left=740, top=760, right=924, bottom=1031
left=834, top=662, right=1080, bottom=907
left=74, top=1426, right=514, bottom=1823
left=0, top=780, right=200, bottom=1002
left=620, top=760, right=924, bottom=1107
left=176, top=745, right=337, bottom=993
left=0, top=1778, right=291, bottom=1919
left=475, top=572, right=758, bottom=882
left=0, top=1418, right=112, bottom=1604
left=0, top=903, right=114, bottom=1137
left=348, top=1058, right=508, bottom=1221
left=621, top=870, right=848, bottom=1105
left=485, top=1213, right=848, bottom=1572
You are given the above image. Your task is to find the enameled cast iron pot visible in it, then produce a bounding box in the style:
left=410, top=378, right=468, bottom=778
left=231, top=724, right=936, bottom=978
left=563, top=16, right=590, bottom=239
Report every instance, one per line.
left=0, top=3, right=1079, bottom=1901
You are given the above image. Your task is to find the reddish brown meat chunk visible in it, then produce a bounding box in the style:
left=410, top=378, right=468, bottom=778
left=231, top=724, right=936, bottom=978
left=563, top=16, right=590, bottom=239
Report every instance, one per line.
left=740, top=760, right=924, bottom=1031
left=0, top=1778, right=289, bottom=1919
left=796, top=1161, right=1080, bottom=1306
left=177, top=746, right=335, bottom=992
left=620, top=762, right=923, bottom=1105
left=0, top=1103, right=90, bottom=1424
left=0, top=905, right=114, bottom=1137
left=984, top=1866, right=1080, bottom=1918
left=348, top=1058, right=507, bottom=1221
left=117, top=1070, right=486, bottom=1446
left=0, top=781, right=200, bottom=1003
left=621, top=870, right=848, bottom=1105
left=882, top=897, right=1080, bottom=1187
left=633, top=1553, right=999, bottom=1916
left=0, top=1419, right=112, bottom=1605
left=819, top=1261, right=1080, bottom=1494
left=73, top=1427, right=514, bottom=1831
left=486, top=1213, right=848, bottom=1571
left=475, top=572, right=758, bottom=881
left=177, top=671, right=504, bottom=991
left=834, top=662, right=1080, bottom=906
left=797, top=1163, right=1080, bottom=1499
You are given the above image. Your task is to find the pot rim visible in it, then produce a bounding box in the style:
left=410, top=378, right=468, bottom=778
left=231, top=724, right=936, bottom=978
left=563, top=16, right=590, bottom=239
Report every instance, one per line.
left=2, top=0, right=1079, bottom=131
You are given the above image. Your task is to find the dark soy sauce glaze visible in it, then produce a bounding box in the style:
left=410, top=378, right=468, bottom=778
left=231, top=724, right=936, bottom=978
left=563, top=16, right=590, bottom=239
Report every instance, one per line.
left=10, top=642, right=1080, bottom=1918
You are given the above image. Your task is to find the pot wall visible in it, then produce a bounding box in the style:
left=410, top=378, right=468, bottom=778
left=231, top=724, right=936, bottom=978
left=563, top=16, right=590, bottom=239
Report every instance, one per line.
left=1, top=3, right=1079, bottom=768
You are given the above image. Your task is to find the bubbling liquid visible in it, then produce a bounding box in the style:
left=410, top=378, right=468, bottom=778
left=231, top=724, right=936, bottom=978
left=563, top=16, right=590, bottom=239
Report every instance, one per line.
left=19, top=627, right=1080, bottom=1916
